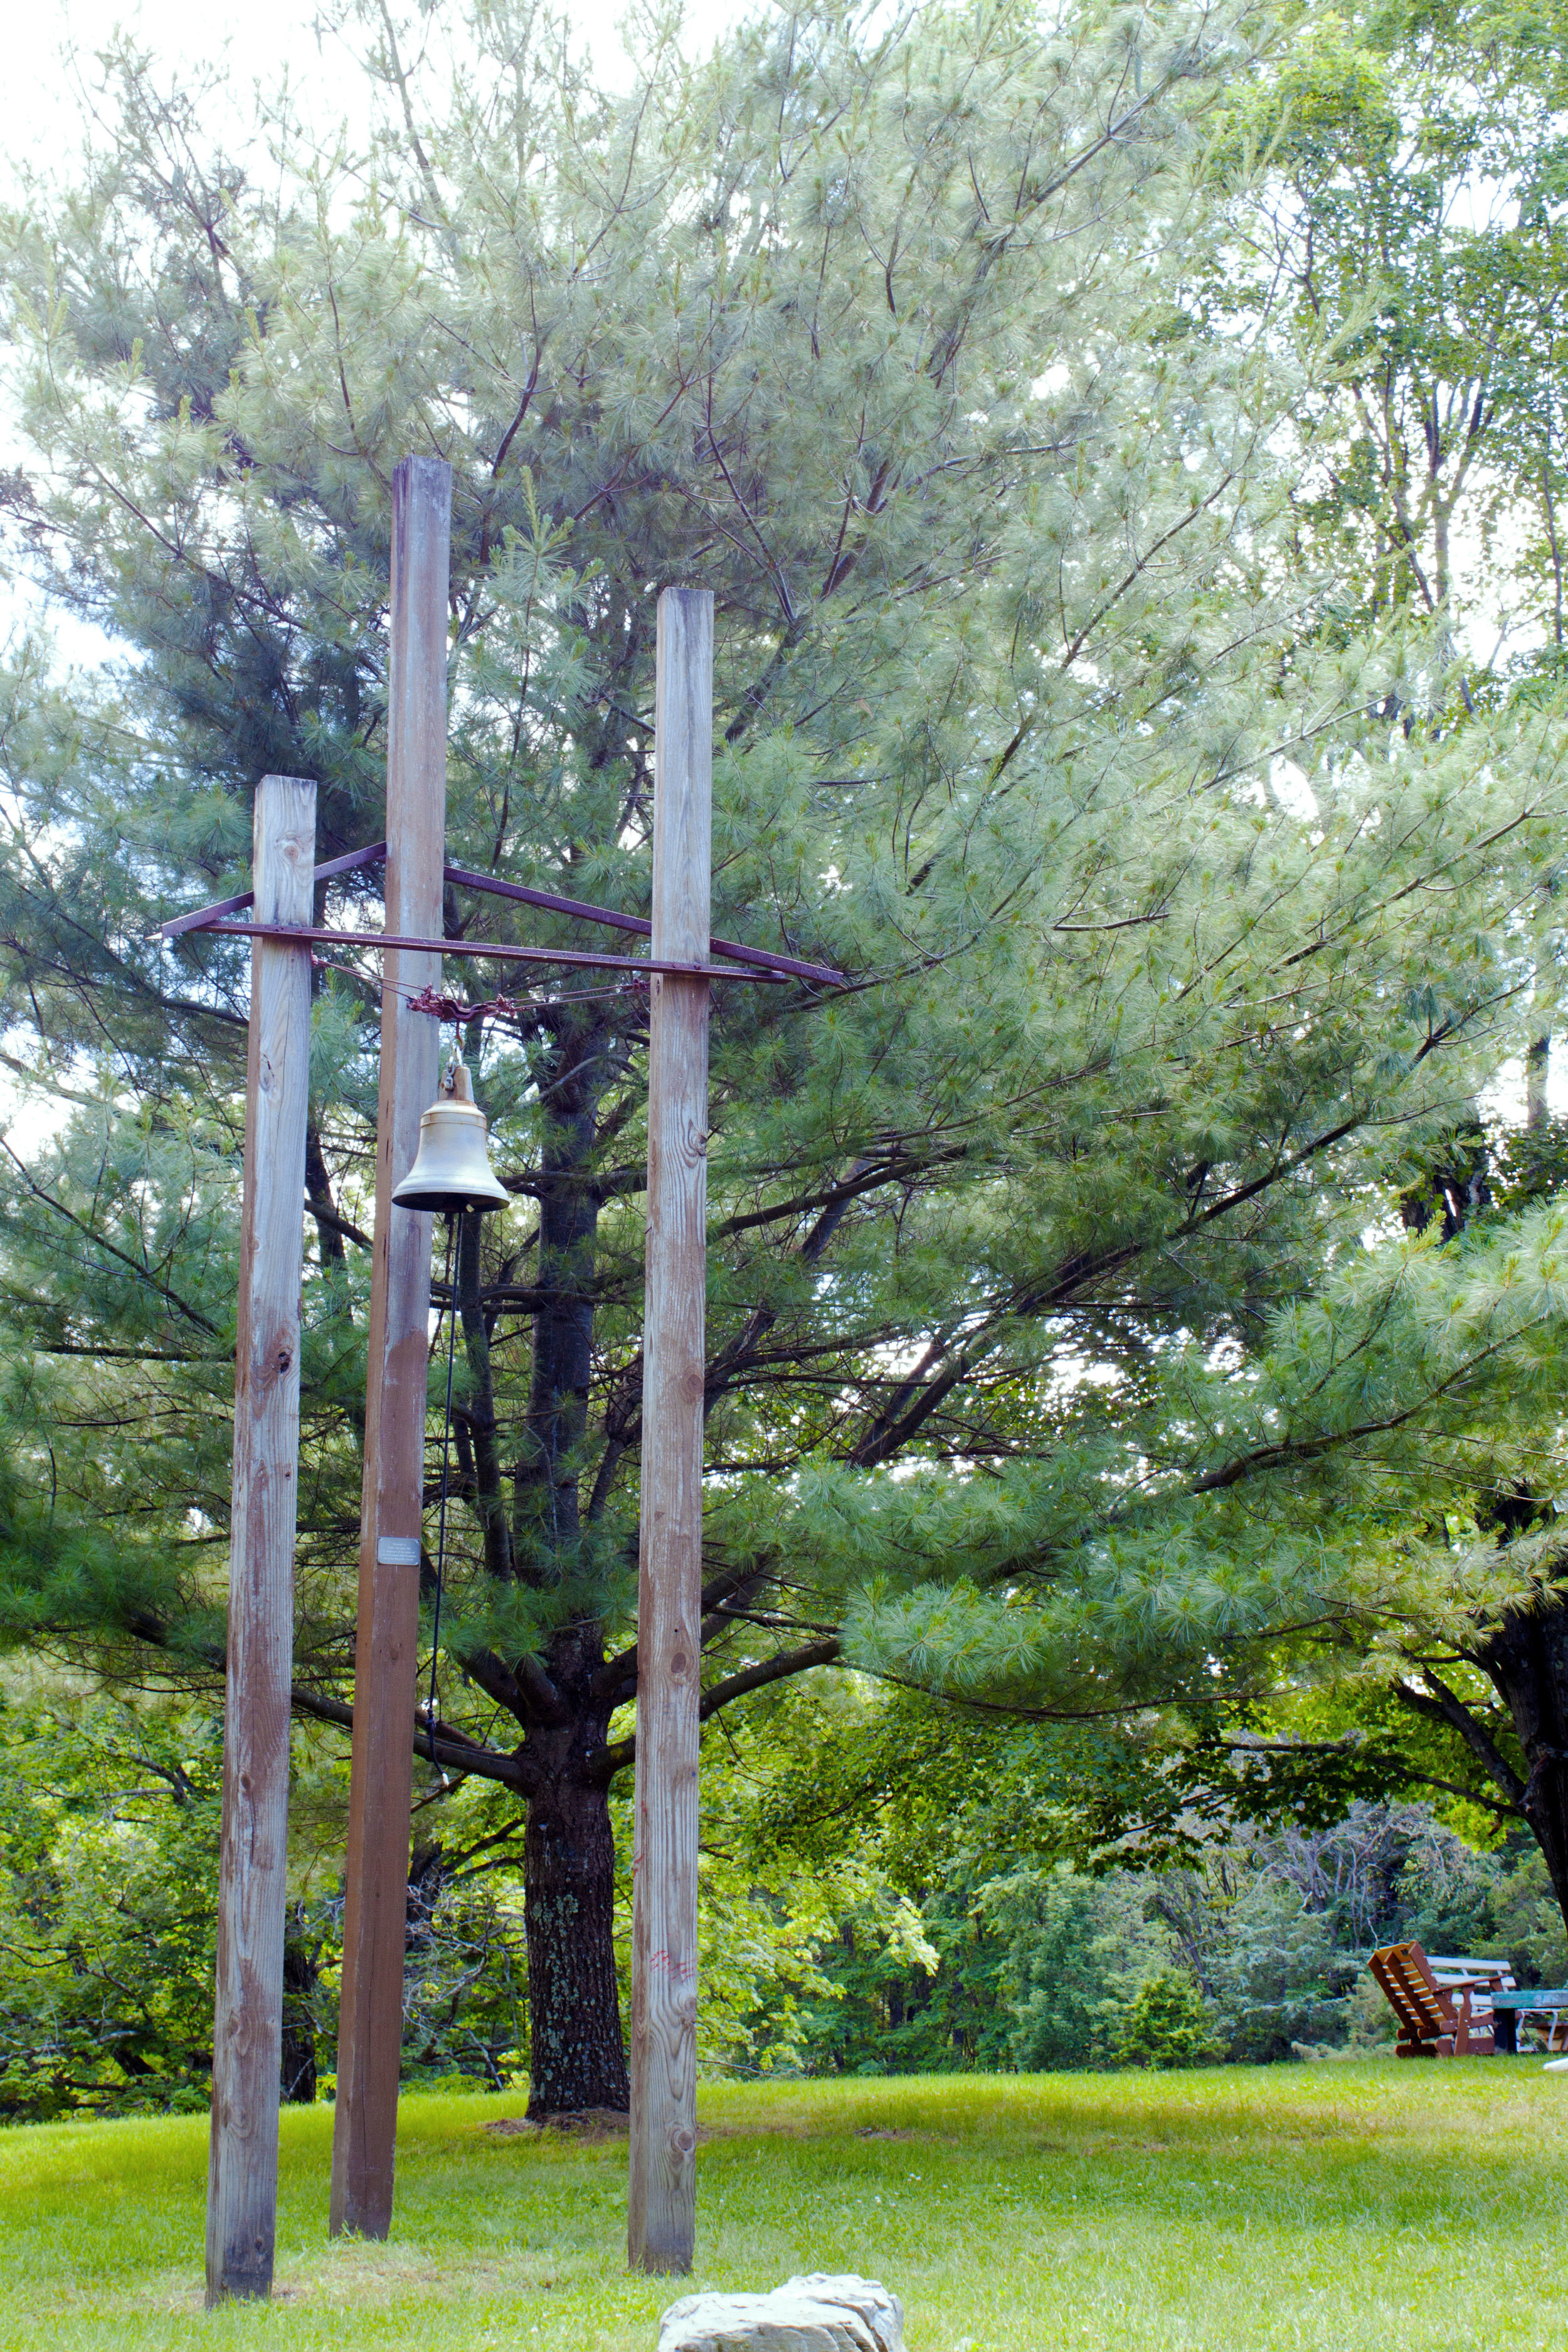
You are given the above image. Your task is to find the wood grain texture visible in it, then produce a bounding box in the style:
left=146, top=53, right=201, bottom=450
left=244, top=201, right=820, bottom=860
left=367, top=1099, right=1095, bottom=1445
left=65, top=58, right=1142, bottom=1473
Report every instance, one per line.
left=628, top=588, right=713, bottom=2276
left=331, top=457, right=451, bottom=2241
left=206, top=774, right=317, bottom=2305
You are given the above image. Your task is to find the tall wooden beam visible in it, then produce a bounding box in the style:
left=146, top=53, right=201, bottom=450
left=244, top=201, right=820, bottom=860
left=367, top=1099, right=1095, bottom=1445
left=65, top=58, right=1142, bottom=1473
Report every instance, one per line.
left=206, top=772, right=317, bottom=2306
left=331, top=455, right=452, bottom=2240
left=628, top=587, right=713, bottom=2276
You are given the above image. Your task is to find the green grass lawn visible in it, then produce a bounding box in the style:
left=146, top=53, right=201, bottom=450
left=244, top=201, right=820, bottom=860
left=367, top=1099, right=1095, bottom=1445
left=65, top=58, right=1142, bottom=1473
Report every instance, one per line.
left=1, top=2065, right=1564, bottom=2351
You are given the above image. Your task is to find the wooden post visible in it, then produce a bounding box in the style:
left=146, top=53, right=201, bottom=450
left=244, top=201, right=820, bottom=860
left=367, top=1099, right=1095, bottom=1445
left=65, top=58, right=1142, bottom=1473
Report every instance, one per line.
left=330, top=455, right=451, bottom=2241
left=206, top=772, right=317, bottom=2306
left=628, top=587, right=712, bottom=2276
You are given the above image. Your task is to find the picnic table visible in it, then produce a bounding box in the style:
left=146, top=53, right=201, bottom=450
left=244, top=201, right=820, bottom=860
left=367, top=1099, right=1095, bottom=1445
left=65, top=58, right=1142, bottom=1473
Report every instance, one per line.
left=1490, top=1988, right=1568, bottom=2055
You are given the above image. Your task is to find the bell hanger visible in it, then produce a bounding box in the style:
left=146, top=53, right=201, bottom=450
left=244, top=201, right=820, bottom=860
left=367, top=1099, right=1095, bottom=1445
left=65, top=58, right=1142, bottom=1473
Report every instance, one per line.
left=391, top=1057, right=510, bottom=1216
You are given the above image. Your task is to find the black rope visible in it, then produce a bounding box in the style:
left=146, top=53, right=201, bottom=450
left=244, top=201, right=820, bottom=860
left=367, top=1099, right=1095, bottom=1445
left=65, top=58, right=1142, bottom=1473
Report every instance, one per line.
left=426, top=1209, right=462, bottom=1772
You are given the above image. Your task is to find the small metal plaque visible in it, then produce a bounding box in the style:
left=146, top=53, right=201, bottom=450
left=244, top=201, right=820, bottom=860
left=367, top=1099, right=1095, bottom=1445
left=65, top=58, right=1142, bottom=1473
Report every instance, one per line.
left=376, top=1535, right=423, bottom=1567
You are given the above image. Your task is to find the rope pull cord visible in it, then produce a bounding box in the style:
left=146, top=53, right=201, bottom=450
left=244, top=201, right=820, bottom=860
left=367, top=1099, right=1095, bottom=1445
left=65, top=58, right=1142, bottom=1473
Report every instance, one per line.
left=426, top=1206, right=463, bottom=1779
left=428, top=1003, right=481, bottom=1775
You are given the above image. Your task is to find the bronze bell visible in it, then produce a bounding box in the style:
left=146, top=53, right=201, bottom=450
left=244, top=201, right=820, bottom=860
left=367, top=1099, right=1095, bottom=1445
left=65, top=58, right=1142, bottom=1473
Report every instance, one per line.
left=391, top=1060, right=511, bottom=1216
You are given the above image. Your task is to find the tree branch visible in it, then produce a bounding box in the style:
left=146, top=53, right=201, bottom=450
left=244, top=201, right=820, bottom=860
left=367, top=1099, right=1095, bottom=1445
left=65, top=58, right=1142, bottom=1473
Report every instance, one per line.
left=0, top=1139, right=220, bottom=1336
left=586, top=1636, right=842, bottom=1779
left=1392, top=1668, right=1527, bottom=1808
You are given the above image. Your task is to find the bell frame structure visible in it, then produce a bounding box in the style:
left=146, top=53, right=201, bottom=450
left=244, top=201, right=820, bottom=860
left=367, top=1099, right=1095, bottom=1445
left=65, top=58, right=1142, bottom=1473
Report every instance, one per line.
left=178, top=457, right=843, bottom=2303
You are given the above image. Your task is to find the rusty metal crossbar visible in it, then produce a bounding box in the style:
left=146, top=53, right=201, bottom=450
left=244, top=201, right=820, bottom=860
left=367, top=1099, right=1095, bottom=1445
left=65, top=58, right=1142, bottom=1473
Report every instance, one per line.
left=440, top=860, right=844, bottom=987
left=157, top=840, right=388, bottom=938
left=191, top=921, right=785, bottom=983
left=157, top=839, right=845, bottom=988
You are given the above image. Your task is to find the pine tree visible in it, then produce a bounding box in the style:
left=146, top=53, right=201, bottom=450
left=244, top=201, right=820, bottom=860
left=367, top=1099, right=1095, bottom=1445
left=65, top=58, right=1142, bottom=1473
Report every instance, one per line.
left=1173, top=0, right=1568, bottom=1935
left=1, top=0, right=1565, bottom=2107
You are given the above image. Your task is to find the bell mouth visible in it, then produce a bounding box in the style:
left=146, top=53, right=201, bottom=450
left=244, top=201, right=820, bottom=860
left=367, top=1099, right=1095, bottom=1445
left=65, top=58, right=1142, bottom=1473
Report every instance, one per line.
left=389, top=1179, right=510, bottom=1213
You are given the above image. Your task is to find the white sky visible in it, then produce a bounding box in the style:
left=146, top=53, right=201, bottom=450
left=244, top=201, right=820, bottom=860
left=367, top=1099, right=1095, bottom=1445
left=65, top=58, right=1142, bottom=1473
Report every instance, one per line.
left=9, top=0, right=341, bottom=161
left=0, top=0, right=761, bottom=1150
left=6, top=0, right=743, bottom=171
left=0, top=0, right=741, bottom=626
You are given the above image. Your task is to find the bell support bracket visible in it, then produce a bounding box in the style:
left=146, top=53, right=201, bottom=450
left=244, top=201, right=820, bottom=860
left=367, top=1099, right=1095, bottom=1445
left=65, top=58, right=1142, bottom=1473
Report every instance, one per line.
left=157, top=855, right=845, bottom=990
left=179, top=922, right=793, bottom=983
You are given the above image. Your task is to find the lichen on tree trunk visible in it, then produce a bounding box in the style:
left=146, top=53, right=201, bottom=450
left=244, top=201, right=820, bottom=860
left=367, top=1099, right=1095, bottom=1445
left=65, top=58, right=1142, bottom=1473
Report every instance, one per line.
left=445, top=1009, right=633, bottom=2115
left=523, top=1747, right=629, bottom=2116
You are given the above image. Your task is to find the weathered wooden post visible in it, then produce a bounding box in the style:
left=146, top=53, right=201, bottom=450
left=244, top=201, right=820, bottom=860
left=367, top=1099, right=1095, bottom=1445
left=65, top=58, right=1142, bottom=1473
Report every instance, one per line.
left=331, top=455, right=452, bottom=2240
left=628, top=587, right=713, bottom=2275
left=206, top=772, right=317, bottom=2306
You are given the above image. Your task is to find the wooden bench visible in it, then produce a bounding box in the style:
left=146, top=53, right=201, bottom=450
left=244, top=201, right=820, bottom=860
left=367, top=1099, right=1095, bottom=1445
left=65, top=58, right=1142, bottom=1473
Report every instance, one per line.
left=1368, top=1942, right=1498, bottom=2057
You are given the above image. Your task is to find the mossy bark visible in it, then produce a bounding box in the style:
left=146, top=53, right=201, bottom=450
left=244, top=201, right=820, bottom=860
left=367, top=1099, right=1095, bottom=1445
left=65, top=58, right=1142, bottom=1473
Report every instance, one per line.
left=522, top=1735, right=628, bottom=2116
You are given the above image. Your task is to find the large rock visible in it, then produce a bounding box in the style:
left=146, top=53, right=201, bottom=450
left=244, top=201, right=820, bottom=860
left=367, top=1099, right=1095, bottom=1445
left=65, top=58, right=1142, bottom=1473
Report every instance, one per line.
left=659, top=2275, right=904, bottom=2352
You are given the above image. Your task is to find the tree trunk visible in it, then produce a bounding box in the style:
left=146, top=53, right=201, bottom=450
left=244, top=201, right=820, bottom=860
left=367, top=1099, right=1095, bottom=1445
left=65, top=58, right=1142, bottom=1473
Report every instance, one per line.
left=1527, top=1034, right=1550, bottom=1130
left=1476, top=1594, right=1568, bottom=1937
left=514, top=1015, right=628, bottom=2111
left=513, top=1032, right=601, bottom=1560
left=280, top=1909, right=319, bottom=2105
left=453, top=1012, right=632, bottom=2115
left=523, top=1728, right=629, bottom=2116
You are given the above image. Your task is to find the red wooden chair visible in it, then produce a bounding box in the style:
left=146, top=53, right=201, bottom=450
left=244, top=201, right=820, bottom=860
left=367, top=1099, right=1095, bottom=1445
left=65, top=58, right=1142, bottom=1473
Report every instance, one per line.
left=1369, top=1941, right=1496, bottom=2057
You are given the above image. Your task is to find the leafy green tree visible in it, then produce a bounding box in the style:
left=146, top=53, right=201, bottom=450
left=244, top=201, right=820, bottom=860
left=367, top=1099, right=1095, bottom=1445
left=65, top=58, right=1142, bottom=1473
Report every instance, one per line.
left=1222, top=0, right=1568, bottom=667
left=721, top=1677, right=1567, bottom=2072
left=1, top=0, right=1567, bottom=2115
left=0, top=1694, right=223, bottom=2118
left=0, top=1685, right=548, bottom=2116
left=1114, top=1971, right=1219, bottom=2068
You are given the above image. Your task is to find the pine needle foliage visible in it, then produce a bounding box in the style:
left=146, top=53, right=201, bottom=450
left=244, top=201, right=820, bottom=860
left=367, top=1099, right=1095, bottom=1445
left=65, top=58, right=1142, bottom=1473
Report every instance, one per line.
left=1, top=0, right=1567, bottom=2094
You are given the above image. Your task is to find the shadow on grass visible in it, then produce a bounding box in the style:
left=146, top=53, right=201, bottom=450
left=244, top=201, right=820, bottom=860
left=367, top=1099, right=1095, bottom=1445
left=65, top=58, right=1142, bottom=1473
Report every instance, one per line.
left=1, top=2065, right=1564, bottom=2351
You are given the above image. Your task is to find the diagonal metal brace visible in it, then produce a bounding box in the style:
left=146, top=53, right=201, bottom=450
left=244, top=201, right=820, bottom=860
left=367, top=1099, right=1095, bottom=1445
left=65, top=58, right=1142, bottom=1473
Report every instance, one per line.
left=156, top=843, right=845, bottom=987
left=194, top=921, right=786, bottom=982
